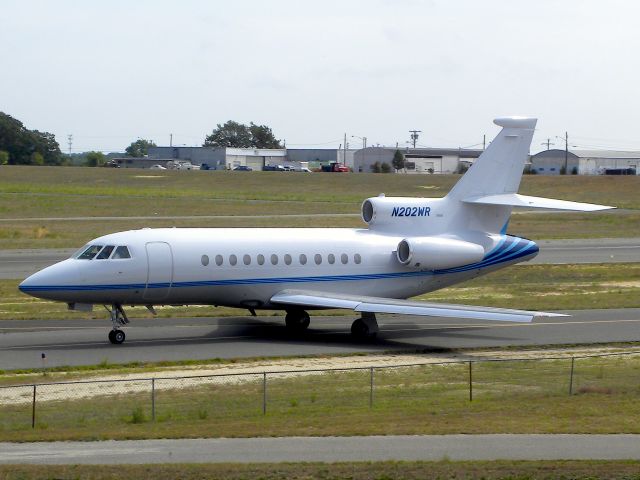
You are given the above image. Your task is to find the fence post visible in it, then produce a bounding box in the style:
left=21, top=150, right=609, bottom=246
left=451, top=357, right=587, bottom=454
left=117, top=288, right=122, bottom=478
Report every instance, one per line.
left=369, top=367, right=374, bottom=408
left=151, top=378, right=156, bottom=421
left=569, top=357, right=575, bottom=395
left=31, top=385, right=36, bottom=429
left=468, top=361, right=473, bottom=402
left=262, top=372, right=267, bottom=415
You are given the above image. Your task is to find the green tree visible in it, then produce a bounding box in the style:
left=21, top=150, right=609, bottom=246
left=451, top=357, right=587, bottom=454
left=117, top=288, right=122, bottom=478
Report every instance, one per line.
left=370, top=161, right=381, bottom=173
left=391, top=150, right=405, bottom=171
left=125, top=138, right=156, bottom=157
left=85, top=151, right=106, bottom=167
left=204, top=120, right=252, bottom=148
left=0, top=112, right=62, bottom=165
left=0, top=150, right=8, bottom=165
left=380, top=162, right=392, bottom=173
left=204, top=120, right=282, bottom=148
left=30, top=152, right=44, bottom=166
left=249, top=122, right=282, bottom=148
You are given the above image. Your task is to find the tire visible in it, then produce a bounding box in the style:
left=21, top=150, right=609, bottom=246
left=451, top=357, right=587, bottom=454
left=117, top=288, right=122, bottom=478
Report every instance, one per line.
left=350, top=318, right=371, bottom=338
left=285, top=310, right=310, bottom=331
left=113, top=329, right=126, bottom=344
left=108, top=330, right=116, bottom=344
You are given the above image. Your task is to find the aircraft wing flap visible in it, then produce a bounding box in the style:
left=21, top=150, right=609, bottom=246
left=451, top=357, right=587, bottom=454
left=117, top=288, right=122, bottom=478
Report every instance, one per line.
left=463, top=193, right=614, bottom=211
left=270, top=289, right=567, bottom=323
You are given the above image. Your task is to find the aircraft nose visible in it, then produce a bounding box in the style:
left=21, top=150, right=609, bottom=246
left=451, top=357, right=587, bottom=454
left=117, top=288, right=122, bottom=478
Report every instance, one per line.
left=19, top=260, right=79, bottom=300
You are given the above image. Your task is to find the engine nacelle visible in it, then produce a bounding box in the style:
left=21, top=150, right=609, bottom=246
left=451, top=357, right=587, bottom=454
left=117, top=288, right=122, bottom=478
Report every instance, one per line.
left=396, top=236, right=485, bottom=270
left=362, top=196, right=435, bottom=230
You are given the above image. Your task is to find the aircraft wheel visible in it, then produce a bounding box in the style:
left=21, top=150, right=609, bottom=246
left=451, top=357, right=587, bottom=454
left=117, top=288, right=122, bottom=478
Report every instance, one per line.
left=110, top=329, right=126, bottom=344
left=285, top=310, right=310, bottom=331
left=351, top=318, right=376, bottom=339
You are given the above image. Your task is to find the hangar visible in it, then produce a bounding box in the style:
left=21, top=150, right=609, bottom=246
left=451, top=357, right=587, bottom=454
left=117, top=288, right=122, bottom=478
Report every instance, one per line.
left=530, top=149, right=640, bottom=175
left=352, top=147, right=483, bottom=174
left=147, top=146, right=287, bottom=170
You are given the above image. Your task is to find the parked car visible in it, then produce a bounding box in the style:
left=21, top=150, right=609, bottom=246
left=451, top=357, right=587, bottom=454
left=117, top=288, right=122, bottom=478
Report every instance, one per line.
left=149, top=164, right=167, bottom=170
left=263, top=165, right=285, bottom=171
left=321, top=162, right=350, bottom=172
left=233, top=165, right=253, bottom=171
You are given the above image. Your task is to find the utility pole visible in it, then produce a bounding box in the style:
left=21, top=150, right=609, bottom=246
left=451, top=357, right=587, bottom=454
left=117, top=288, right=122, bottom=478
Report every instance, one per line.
left=564, top=132, right=568, bottom=173
left=170, top=133, right=173, bottom=147
left=483, top=135, right=486, bottom=150
left=343, top=132, right=348, bottom=165
left=409, top=130, right=421, bottom=149
left=67, top=135, right=73, bottom=156
left=541, top=138, right=554, bottom=150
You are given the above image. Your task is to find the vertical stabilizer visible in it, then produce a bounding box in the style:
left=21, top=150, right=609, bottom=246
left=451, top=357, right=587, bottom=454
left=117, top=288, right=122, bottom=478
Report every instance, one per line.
left=447, top=117, right=537, bottom=200
left=445, top=117, right=536, bottom=235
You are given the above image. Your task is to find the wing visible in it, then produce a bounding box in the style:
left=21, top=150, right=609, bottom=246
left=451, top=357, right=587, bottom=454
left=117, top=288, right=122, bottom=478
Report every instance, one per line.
left=270, top=289, right=567, bottom=323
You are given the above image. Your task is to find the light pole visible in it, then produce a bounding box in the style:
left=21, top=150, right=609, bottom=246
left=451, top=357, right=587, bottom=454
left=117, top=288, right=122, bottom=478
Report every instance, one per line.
left=351, top=135, right=367, bottom=172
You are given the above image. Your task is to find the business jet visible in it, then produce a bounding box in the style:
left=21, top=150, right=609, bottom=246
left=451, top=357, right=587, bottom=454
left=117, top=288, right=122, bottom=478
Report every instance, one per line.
left=19, top=117, right=613, bottom=344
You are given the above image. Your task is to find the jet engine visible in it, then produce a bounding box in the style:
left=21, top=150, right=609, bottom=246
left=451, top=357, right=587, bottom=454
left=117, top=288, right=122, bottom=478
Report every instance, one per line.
left=396, top=236, right=484, bottom=270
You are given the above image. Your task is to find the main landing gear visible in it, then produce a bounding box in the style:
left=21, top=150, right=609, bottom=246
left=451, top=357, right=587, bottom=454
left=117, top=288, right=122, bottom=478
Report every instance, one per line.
left=285, top=309, right=311, bottom=332
left=106, top=303, right=129, bottom=344
left=351, top=312, right=379, bottom=339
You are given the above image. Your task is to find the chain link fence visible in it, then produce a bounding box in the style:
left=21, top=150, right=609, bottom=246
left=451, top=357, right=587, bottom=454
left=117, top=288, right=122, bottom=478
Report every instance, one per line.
left=1, top=351, right=639, bottom=432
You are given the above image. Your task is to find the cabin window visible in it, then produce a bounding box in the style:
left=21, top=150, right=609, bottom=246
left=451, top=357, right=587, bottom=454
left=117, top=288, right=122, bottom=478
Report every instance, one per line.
left=341, top=253, right=348, bottom=264
left=314, top=254, right=322, bottom=265
left=354, top=253, right=362, bottom=264
left=243, top=254, right=251, bottom=265
left=257, top=254, right=265, bottom=265
left=284, top=254, right=292, bottom=265
left=201, top=255, right=209, bottom=266
left=229, top=254, right=238, bottom=266
left=271, top=254, right=278, bottom=265
left=77, top=245, right=103, bottom=260
left=111, top=246, right=131, bottom=259
left=96, top=245, right=115, bottom=260
left=299, top=254, right=307, bottom=265
left=328, top=253, right=335, bottom=265
left=215, top=254, right=223, bottom=266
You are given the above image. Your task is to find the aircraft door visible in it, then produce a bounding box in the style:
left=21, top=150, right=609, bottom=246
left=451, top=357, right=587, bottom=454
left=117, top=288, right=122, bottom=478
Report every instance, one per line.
left=144, top=242, right=173, bottom=301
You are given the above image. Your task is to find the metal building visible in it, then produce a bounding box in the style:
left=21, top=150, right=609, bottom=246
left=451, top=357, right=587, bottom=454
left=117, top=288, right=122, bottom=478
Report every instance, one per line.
left=147, top=146, right=286, bottom=170
left=352, top=147, right=483, bottom=174
left=530, top=149, right=640, bottom=175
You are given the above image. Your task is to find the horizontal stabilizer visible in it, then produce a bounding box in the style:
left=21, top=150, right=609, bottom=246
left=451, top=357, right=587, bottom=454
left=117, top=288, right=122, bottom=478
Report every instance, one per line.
left=463, top=193, right=614, bottom=212
left=271, top=289, right=567, bottom=323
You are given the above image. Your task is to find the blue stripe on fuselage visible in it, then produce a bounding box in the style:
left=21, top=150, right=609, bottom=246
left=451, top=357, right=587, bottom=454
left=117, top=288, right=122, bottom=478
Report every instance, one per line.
left=19, top=235, right=538, bottom=294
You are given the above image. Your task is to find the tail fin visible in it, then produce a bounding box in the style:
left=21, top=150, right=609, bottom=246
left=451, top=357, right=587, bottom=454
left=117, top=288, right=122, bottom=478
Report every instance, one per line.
left=447, top=117, right=536, bottom=201
left=445, top=117, right=613, bottom=235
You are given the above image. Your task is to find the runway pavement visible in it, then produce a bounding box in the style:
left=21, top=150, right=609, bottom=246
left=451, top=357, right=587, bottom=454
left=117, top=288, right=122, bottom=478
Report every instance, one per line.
left=2, top=435, right=640, bottom=463
left=1, top=309, right=639, bottom=369
left=2, top=238, right=638, bottom=279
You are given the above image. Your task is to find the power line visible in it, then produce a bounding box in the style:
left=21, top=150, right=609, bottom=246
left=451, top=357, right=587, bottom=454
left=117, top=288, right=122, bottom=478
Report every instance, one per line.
left=409, top=130, right=421, bottom=148
left=541, top=138, right=555, bottom=150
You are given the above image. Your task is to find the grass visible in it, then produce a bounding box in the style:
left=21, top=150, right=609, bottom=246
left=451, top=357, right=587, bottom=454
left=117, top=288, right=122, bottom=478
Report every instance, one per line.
left=3, top=263, right=640, bottom=321
left=0, top=166, right=638, bottom=248
left=0, top=354, right=639, bottom=441
left=2, top=461, right=640, bottom=480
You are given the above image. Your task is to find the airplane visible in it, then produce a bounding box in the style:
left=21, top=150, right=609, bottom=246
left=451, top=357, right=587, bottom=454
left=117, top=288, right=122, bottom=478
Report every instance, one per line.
left=19, top=117, right=613, bottom=344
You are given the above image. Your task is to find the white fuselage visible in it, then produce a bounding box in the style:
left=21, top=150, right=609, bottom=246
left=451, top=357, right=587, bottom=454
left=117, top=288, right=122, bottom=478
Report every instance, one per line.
left=19, top=227, right=538, bottom=309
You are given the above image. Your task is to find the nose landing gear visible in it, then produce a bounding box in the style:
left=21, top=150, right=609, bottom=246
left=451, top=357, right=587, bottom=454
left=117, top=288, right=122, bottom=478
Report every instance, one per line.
left=106, top=303, right=129, bottom=344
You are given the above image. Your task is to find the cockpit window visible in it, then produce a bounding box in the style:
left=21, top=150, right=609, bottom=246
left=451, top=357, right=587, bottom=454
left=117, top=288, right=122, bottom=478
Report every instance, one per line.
left=77, top=245, right=103, bottom=260
left=96, top=245, right=115, bottom=260
left=112, top=246, right=131, bottom=259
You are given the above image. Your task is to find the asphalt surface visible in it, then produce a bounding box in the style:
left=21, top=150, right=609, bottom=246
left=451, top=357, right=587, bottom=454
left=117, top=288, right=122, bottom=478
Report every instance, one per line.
left=2, top=238, right=639, bottom=280
left=1, top=309, right=639, bottom=369
left=2, top=435, right=640, bottom=464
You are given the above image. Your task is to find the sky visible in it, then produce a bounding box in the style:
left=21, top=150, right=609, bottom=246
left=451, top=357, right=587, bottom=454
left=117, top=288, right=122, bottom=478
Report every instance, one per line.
left=2, top=0, right=640, bottom=154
